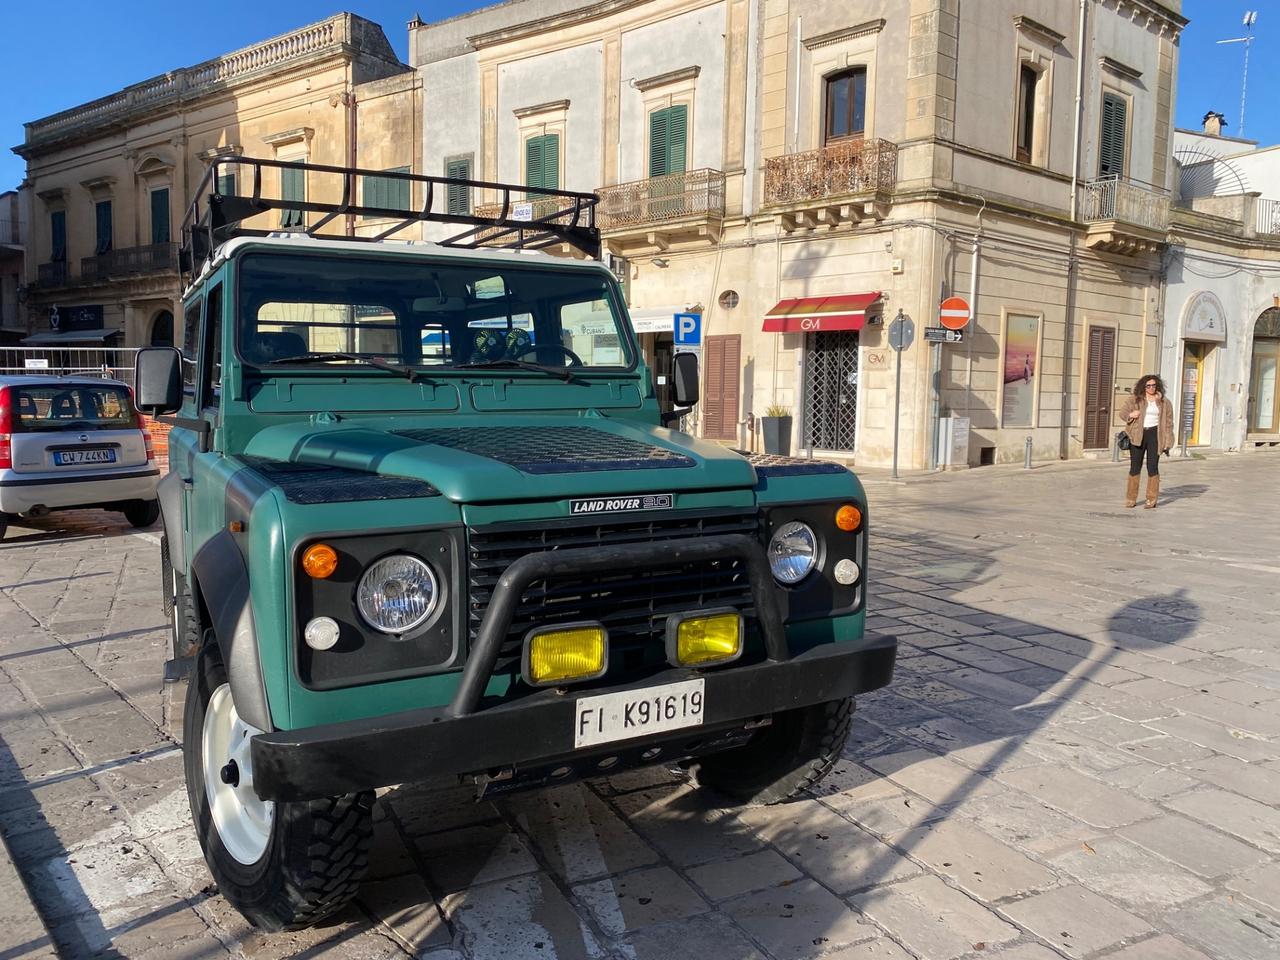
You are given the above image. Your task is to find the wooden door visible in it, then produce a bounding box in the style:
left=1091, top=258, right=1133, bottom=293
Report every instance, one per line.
left=702, top=334, right=741, bottom=441
left=1083, top=326, right=1116, bottom=449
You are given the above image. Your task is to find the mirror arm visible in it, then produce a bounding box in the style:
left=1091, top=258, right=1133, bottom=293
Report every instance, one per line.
left=157, top=415, right=211, bottom=453
left=661, top=407, right=693, bottom=427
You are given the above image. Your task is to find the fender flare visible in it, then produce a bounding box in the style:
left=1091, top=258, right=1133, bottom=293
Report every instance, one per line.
left=156, top=471, right=185, bottom=572
left=191, top=530, right=273, bottom=731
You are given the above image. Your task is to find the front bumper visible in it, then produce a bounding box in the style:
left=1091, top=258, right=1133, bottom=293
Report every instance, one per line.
left=251, top=636, right=896, bottom=801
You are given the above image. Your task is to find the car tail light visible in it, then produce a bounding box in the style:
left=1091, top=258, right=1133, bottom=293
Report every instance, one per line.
left=0, top=386, right=12, bottom=470
left=128, top=388, right=155, bottom=461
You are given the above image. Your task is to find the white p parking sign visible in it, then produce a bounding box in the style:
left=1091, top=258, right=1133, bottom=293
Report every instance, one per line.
left=674, top=312, right=702, bottom=356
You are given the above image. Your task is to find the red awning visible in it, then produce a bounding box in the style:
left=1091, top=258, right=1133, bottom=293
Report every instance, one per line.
left=762, top=292, right=882, bottom=333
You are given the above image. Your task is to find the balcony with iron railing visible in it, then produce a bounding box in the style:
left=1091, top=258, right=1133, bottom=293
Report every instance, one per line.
left=595, top=168, right=725, bottom=252
left=1079, top=176, right=1170, bottom=253
left=81, top=243, right=179, bottom=283
left=763, top=137, right=898, bottom=231
left=37, top=261, right=70, bottom=287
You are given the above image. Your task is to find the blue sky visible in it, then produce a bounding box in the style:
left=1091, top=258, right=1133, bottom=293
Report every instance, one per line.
left=1, top=1, right=1274, bottom=193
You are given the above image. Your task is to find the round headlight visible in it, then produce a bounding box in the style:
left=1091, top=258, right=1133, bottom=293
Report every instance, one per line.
left=768, top=521, right=818, bottom=584
left=356, top=554, right=438, bottom=635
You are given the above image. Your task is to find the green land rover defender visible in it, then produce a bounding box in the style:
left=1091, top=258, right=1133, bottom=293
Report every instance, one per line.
left=135, top=159, right=895, bottom=931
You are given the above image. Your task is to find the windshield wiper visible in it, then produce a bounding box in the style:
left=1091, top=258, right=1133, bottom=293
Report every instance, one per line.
left=453, top=359, right=574, bottom=382
left=263, top=352, right=421, bottom=380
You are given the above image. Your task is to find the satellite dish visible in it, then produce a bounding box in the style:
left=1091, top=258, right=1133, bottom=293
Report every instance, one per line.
left=1172, top=143, right=1250, bottom=200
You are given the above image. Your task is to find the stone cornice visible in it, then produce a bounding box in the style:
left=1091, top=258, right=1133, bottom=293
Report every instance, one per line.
left=802, top=19, right=886, bottom=51
left=261, top=127, right=315, bottom=147
left=1011, top=15, right=1066, bottom=47
left=1096, top=0, right=1188, bottom=38
left=635, top=66, right=701, bottom=92
left=1100, top=56, right=1142, bottom=82
left=513, top=99, right=570, bottom=119
left=468, top=0, right=651, bottom=49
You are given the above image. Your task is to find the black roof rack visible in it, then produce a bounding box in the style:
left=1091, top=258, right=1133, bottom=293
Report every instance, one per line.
left=180, top=156, right=600, bottom=278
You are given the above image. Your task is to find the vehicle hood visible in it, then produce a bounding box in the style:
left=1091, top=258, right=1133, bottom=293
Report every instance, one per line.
left=242, top=416, right=758, bottom=503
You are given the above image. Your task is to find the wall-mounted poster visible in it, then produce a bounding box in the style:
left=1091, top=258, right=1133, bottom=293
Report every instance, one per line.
left=1002, top=313, right=1039, bottom=426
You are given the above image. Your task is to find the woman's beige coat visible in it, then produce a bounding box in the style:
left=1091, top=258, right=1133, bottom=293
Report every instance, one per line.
left=1118, top=394, right=1174, bottom=452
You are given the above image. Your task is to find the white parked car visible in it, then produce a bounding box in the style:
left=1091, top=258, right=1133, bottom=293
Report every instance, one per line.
left=0, top=375, right=161, bottom=539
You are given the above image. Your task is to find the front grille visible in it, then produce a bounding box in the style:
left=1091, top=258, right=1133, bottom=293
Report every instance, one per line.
left=467, top=509, right=760, bottom=676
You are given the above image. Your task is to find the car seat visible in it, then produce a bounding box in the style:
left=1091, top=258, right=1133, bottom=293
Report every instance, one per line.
left=244, top=331, right=308, bottom=363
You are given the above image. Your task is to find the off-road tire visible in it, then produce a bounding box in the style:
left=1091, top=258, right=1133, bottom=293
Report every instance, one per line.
left=184, top=639, right=374, bottom=930
left=689, top=697, right=853, bottom=805
left=123, top=499, right=161, bottom=528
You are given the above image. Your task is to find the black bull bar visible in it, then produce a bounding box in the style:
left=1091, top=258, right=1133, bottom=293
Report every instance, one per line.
left=251, top=534, right=896, bottom=801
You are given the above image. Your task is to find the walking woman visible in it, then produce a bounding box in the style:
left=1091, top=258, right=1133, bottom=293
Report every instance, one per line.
left=1119, top=374, right=1174, bottom=508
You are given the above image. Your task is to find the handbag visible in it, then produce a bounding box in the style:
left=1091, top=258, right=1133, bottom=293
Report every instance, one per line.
left=1116, top=430, right=1131, bottom=451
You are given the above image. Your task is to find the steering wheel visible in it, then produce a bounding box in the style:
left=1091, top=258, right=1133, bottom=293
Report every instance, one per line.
left=513, top=343, right=584, bottom=367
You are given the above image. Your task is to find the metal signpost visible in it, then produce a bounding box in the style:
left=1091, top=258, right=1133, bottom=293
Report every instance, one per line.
left=888, top=310, right=915, bottom=480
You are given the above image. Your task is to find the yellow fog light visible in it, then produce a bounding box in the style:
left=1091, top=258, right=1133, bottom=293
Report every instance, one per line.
left=667, top=610, right=744, bottom=667
left=523, top=623, right=608, bottom=687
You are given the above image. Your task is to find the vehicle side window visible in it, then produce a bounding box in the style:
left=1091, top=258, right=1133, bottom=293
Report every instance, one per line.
left=182, top=298, right=201, bottom=399
left=199, top=284, right=224, bottom=410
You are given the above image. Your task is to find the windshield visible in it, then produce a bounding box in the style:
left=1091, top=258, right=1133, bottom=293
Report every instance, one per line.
left=11, top=383, right=136, bottom=433
left=237, top=253, right=634, bottom=372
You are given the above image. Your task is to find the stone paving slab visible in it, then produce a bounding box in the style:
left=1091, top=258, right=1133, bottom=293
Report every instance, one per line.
left=1, top=459, right=1280, bottom=959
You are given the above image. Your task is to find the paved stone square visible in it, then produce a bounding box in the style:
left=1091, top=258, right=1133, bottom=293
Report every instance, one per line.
left=1, top=453, right=1278, bottom=959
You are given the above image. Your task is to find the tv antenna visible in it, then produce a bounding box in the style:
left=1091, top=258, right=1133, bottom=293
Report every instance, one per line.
left=1217, top=11, right=1258, bottom=136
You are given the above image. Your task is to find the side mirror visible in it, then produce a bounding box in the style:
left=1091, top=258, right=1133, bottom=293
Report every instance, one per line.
left=672, top=352, right=699, bottom=408
left=134, top=347, right=184, bottom=415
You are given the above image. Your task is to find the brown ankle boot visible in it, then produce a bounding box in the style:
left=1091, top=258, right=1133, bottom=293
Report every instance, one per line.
left=1144, top=475, right=1160, bottom=509
left=1125, top=474, right=1140, bottom=508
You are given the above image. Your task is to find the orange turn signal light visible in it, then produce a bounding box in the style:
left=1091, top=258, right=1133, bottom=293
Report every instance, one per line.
left=302, top=543, right=339, bottom=579
left=835, top=504, right=863, bottom=532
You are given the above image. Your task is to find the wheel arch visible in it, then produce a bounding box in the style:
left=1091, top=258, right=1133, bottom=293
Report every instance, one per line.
left=157, top=471, right=185, bottom=572
left=191, top=529, right=274, bottom=732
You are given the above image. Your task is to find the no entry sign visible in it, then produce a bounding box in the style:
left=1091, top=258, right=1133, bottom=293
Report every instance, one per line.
left=939, top=296, right=971, bottom=331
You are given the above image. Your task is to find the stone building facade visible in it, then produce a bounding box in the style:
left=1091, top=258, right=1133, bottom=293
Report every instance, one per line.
left=14, top=14, right=419, bottom=351
left=0, top=190, right=25, bottom=337
left=411, top=0, right=1186, bottom=468
left=1160, top=120, right=1280, bottom=452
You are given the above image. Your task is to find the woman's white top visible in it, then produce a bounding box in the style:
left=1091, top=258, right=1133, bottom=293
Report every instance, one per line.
left=1143, top=399, right=1160, bottom=428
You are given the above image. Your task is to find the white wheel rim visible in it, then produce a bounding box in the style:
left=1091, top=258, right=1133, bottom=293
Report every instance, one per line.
left=203, top=683, right=274, bottom=864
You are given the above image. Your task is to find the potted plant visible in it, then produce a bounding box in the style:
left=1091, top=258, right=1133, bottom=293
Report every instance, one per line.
left=760, top=404, right=793, bottom=456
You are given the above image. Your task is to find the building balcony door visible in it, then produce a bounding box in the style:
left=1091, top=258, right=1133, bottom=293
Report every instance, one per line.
left=802, top=330, right=859, bottom=453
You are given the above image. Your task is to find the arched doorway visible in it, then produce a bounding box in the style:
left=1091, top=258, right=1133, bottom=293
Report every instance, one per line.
left=1248, top=308, right=1280, bottom=435
left=150, top=310, right=174, bottom=347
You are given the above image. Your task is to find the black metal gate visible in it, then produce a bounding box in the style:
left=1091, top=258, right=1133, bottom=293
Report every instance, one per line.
left=802, top=331, right=858, bottom=451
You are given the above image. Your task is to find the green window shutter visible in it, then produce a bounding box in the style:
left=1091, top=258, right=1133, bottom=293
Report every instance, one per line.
left=281, top=167, right=305, bottom=227
left=649, top=110, right=669, bottom=177
left=542, top=134, right=559, bottom=190
left=50, top=211, right=66, bottom=261
left=216, top=173, right=236, bottom=195
left=526, top=136, right=545, bottom=190
left=151, top=188, right=170, bottom=245
left=95, top=200, right=113, bottom=255
left=446, top=157, right=471, bottom=214
left=1099, top=94, right=1127, bottom=178
left=387, top=166, right=410, bottom=212
left=667, top=105, right=687, bottom=175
